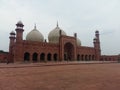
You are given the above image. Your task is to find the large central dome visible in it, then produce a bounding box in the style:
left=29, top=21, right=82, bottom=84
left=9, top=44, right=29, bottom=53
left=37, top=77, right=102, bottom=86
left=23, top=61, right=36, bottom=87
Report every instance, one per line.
left=26, top=26, right=44, bottom=42
left=48, top=23, right=66, bottom=44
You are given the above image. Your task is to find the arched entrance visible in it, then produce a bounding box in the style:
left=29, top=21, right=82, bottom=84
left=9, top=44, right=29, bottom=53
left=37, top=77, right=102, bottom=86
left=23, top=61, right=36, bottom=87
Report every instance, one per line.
left=47, top=53, right=51, bottom=61
left=40, top=53, right=45, bottom=62
left=24, top=52, right=30, bottom=62
left=81, top=55, right=84, bottom=61
left=89, top=55, right=91, bottom=61
left=32, top=53, right=38, bottom=62
left=85, top=55, right=88, bottom=61
left=92, top=55, right=95, bottom=60
left=64, top=42, right=74, bottom=61
left=53, top=53, right=57, bottom=61
left=77, top=54, right=80, bottom=61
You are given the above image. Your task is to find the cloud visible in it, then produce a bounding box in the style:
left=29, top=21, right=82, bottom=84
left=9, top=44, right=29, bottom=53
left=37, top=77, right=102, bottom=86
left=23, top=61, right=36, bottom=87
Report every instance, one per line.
left=0, top=0, right=120, bottom=55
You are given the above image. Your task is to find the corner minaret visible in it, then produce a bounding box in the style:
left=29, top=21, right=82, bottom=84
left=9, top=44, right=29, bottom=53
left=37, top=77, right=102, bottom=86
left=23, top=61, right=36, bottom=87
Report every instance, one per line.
left=9, top=31, right=16, bottom=47
left=93, top=30, right=101, bottom=60
left=9, top=31, right=16, bottom=62
left=15, top=21, right=24, bottom=43
left=14, top=21, right=24, bottom=62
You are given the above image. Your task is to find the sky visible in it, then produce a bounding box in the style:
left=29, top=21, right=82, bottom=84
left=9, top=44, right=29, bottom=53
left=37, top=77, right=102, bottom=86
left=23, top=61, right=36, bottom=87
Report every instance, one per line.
left=0, top=0, right=120, bottom=55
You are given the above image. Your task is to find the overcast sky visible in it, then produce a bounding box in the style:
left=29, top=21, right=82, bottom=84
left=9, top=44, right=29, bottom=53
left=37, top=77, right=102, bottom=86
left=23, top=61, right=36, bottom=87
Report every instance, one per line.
left=0, top=0, right=120, bottom=55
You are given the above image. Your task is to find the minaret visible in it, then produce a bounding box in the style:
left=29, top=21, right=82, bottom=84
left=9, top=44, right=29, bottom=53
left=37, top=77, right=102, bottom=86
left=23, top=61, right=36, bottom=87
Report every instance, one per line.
left=14, top=21, right=24, bottom=62
left=15, top=21, right=24, bottom=43
left=9, top=31, right=16, bottom=62
left=9, top=31, right=16, bottom=47
left=93, top=30, right=101, bottom=60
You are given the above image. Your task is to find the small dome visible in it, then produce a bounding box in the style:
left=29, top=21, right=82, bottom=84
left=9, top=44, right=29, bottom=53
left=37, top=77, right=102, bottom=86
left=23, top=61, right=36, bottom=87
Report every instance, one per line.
left=26, top=26, right=44, bottom=42
left=77, top=38, right=81, bottom=46
left=95, top=30, right=99, bottom=34
left=48, top=23, right=66, bottom=43
left=17, top=21, right=23, bottom=24
left=10, top=31, right=15, bottom=37
left=10, top=31, right=15, bottom=35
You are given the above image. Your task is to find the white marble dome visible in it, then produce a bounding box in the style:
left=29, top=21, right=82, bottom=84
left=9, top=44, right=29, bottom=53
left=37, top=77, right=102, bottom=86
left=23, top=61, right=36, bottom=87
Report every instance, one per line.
left=48, top=24, right=66, bottom=44
left=77, top=38, right=81, bottom=46
left=26, top=26, right=44, bottom=42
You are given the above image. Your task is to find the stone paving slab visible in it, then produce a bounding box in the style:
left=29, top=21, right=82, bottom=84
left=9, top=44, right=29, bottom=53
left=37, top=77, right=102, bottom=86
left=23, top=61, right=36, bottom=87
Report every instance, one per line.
left=0, top=62, right=120, bottom=90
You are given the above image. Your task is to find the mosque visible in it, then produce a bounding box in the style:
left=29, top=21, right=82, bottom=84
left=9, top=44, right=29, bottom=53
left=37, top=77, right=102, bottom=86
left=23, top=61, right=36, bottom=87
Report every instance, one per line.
left=0, top=21, right=119, bottom=63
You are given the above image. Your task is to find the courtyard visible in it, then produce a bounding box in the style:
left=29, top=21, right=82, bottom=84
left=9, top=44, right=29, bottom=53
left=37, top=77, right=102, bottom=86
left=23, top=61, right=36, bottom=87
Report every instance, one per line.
left=0, top=62, right=120, bottom=90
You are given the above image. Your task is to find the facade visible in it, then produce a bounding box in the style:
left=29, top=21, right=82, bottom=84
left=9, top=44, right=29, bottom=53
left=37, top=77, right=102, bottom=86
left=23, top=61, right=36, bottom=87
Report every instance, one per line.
left=0, top=21, right=119, bottom=63
left=9, top=21, right=101, bottom=63
left=0, top=50, right=8, bottom=63
left=100, top=55, right=120, bottom=61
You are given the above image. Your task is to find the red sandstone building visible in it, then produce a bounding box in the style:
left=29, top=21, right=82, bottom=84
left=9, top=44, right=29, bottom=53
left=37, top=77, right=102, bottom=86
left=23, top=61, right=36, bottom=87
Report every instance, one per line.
left=0, top=21, right=119, bottom=63
left=0, top=50, right=8, bottom=63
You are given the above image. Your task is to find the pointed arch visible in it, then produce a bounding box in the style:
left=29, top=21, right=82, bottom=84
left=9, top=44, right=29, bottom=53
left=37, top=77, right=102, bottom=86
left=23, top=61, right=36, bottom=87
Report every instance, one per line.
left=24, top=52, right=30, bottom=61
left=92, top=55, right=95, bottom=60
left=64, top=42, right=74, bottom=61
left=81, top=54, right=84, bottom=61
left=53, top=53, right=58, bottom=61
left=32, top=52, right=38, bottom=62
left=40, top=53, right=45, bottom=62
left=85, top=55, right=88, bottom=61
left=89, top=55, right=91, bottom=61
left=77, top=54, right=80, bottom=61
left=47, top=53, right=51, bottom=61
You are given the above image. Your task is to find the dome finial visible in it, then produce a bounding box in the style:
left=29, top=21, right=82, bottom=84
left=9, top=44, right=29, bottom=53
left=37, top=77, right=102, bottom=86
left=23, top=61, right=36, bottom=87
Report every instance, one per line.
left=34, top=23, right=36, bottom=29
left=57, top=21, right=59, bottom=27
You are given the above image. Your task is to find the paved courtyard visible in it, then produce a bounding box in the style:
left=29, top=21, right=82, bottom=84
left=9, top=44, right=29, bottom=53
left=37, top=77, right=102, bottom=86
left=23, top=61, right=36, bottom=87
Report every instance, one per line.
left=0, top=62, right=120, bottom=90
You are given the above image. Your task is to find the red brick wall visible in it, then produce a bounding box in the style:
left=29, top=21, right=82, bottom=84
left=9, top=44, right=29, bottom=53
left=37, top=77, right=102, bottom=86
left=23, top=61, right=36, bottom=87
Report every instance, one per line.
left=100, top=55, right=119, bottom=61
left=77, top=46, right=95, bottom=61
left=11, top=36, right=98, bottom=62
left=0, top=52, right=9, bottom=63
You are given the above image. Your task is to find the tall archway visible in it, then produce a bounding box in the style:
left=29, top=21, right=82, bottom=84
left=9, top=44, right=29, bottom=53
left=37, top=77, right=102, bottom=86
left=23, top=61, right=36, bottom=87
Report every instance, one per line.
left=64, top=42, right=74, bottom=61
left=47, top=53, right=51, bottom=61
left=40, top=53, right=45, bottom=62
left=24, top=52, right=30, bottom=62
left=54, top=53, right=57, bottom=61
left=32, top=53, right=38, bottom=62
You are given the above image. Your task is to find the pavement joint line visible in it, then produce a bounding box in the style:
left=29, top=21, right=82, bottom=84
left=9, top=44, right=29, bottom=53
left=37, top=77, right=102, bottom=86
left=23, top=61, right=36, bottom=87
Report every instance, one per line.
left=0, top=61, right=118, bottom=69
